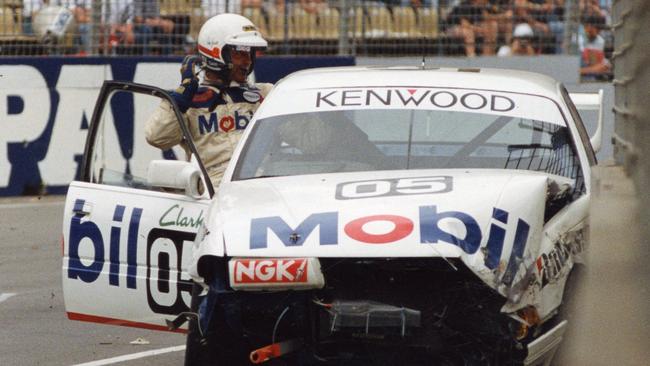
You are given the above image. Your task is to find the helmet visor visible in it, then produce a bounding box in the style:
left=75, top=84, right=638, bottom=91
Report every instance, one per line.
left=225, top=31, right=268, bottom=49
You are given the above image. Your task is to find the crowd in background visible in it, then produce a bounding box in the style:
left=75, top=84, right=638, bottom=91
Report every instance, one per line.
left=12, top=0, right=179, bottom=55
left=440, top=0, right=612, bottom=79
left=0, top=0, right=612, bottom=79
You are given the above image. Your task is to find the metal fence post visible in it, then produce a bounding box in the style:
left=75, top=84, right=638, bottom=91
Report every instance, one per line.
left=563, top=0, right=580, bottom=55
left=283, top=0, right=291, bottom=54
left=338, top=0, right=350, bottom=56
left=91, top=0, right=102, bottom=55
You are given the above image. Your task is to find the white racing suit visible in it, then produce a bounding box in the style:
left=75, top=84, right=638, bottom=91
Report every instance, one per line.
left=147, top=80, right=273, bottom=335
left=145, top=81, right=273, bottom=187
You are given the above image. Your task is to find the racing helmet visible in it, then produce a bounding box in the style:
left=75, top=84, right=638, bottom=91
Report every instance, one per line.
left=197, top=13, right=268, bottom=77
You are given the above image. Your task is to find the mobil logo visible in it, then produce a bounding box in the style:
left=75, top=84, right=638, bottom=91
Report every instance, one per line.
left=67, top=199, right=142, bottom=288
left=198, top=110, right=252, bottom=135
left=231, top=258, right=309, bottom=284
left=250, top=206, right=530, bottom=278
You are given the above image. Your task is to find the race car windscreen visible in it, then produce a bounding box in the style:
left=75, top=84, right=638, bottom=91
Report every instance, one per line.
left=233, top=108, right=582, bottom=181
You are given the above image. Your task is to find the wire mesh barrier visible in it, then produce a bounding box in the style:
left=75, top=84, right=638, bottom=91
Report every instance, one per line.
left=0, top=0, right=612, bottom=61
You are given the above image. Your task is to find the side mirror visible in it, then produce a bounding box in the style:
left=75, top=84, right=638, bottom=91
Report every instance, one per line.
left=569, top=90, right=604, bottom=153
left=147, top=160, right=206, bottom=199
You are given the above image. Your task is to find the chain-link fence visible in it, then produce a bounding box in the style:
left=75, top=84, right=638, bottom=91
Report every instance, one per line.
left=0, top=0, right=612, bottom=61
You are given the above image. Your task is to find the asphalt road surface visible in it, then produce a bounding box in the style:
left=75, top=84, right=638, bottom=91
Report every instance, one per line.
left=0, top=196, right=185, bottom=366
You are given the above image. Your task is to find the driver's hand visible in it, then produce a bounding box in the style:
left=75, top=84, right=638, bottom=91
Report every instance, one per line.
left=170, top=55, right=201, bottom=112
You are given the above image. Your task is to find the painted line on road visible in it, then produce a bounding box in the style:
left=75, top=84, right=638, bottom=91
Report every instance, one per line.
left=70, top=345, right=186, bottom=366
left=0, top=201, right=64, bottom=209
left=0, top=293, right=17, bottom=303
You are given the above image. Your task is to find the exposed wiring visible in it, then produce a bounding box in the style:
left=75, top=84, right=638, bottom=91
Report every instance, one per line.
left=312, top=298, right=333, bottom=309
left=272, top=306, right=291, bottom=344
left=194, top=312, right=204, bottom=337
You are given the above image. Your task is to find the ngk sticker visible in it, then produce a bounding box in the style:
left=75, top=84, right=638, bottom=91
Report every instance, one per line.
left=228, top=258, right=325, bottom=291
left=233, top=259, right=308, bottom=284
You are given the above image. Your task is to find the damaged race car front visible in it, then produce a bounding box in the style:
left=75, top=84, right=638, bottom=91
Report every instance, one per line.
left=182, top=67, right=598, bottom=366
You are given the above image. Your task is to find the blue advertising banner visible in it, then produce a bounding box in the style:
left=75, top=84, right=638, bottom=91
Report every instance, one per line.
left=0, top=56, right=354, bottom=196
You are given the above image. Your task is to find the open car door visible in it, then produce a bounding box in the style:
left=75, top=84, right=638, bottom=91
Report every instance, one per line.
left=61, top=82, right=213, bottom=332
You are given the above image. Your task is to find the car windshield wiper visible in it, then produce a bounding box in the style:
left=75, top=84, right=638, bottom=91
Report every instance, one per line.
left=238, top=174, right=285, bottom=181
left=517, top=120, right=555, bottom=133
left=507, top=143, right=553, bottom=152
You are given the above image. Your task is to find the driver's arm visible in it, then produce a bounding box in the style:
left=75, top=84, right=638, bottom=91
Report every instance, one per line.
left=145, top=101, right=184, bottom=150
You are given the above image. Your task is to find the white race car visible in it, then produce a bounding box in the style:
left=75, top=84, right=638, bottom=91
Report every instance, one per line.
left=62, top=67, right=603, bottom=366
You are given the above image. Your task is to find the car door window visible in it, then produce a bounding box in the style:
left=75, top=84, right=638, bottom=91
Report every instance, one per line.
left=88, top=90, right=184, bottom=191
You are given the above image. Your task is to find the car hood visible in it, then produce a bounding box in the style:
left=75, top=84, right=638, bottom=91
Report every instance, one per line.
left=214, top=170, right=548, bottom=290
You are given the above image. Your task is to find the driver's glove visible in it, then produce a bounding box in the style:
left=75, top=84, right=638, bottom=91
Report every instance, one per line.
left=169, top=55, right=201, bottom=113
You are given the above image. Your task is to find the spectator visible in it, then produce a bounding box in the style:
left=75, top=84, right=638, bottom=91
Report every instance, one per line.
left=242, top=0, right=263, bottom=9
left=498, top=22, right=536, bottom=56
left=522, top=0, right=565, bottom=53
left=21, top=0, right=91, bottom=53
left=444, top=0, right=498, bottom=57
left=202, top=0, right=241, bottom=16
left=68, top=0, right=91, bottom=53
left=579, top=14, right=610, bottom=81
left=597, top=0, right=612, bottom=21
left=547, top=0, right=566, bottom=53
left=486, top=0, right=514, bottom=48
left=299, top=0, right=326, bottom=14
left=267, top=0, right=306, bottom=21
left=407, top=0, right=439, bottom=9
left=513, top=0, right=550, bottom=36
left=133, top=0, right=175, bottom=54
left=54, top=0, right=92, bottom=54
left=109, top=0, right=175, bottom=55
left=107, top=0, right=136, bottom=52
left=22, top=0, right=41, bottom=35
left=581, top=0, right=608, bottom=19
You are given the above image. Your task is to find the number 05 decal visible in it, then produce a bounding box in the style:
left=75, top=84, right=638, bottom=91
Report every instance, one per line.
left=335, top=176, right=452, bottom=200
left=146, top=228, right=194, bottom=315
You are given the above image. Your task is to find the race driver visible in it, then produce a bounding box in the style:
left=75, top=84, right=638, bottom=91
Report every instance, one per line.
left=145, top=13, right=274, bottom=365
left=145, top=13, right=273, bottom=188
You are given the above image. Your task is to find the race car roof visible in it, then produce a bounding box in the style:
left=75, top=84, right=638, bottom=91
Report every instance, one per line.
left=274, top=66, right=561, bottom=98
